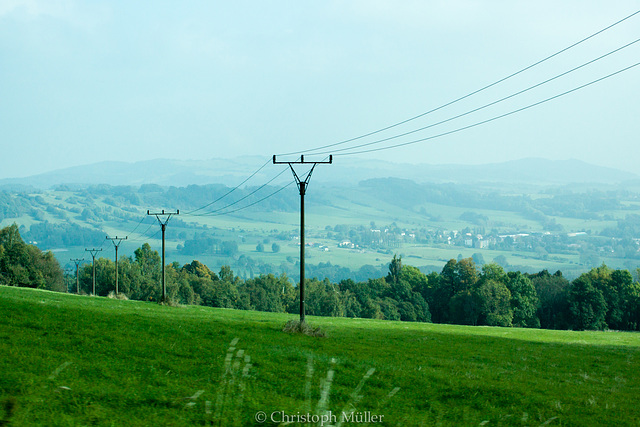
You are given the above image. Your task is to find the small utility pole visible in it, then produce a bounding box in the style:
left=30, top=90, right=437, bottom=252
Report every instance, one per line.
left=64, top=267, right=73, bottom=293
left=147, top=209, right=179, bottom=303
left=85, top=248, right=103, bottom=296
left=106, top=236, right=127, bottom=296
left=70, top=258, right=84, bottom=294
left=273, top=155, right=332, bottom=324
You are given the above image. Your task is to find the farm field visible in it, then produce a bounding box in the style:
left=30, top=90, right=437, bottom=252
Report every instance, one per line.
left=52, top=207, right=612, bottom=282
left=1, top=285, right=640, bottom=426
left=1, top=177, right=639, bottom=281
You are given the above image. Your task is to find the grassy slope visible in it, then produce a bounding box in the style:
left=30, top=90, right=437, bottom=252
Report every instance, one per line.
left=2, top=286, right=640, bottom=426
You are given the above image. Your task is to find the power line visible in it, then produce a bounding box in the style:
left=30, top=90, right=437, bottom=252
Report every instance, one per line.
left=184, top=157, right=272, bottom=215
left=322, top=61, right=640, bottom=157
left=147, top=228, right=162, bottom=241
left=113, top=162, right=292, bottom=227
left=138, top=222, right=157, bottom=240
left=310, top=37, right=640, bottom=156
left=186, top=160, right=322, bottom=218
left=126, top=216, right=156, bottom=242
left=131, top=217, right=163, bottom=242
left=196, top=166, right=322, bottom=218
left=61, top=11, right=639, bottom=261
left=277, top=8, right=640, bottom=157
left=186, top=166, right=292, bottom=217
left=199, top=180, right=297, bottom=217
left=126, top=215, right=150, bottom=240
left=197, top=161, right=324, bottom=218
left=165, top=12, right=640, bottom=221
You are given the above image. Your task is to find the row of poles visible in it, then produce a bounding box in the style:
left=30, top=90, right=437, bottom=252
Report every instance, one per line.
left=69, top=210, right=178, bottom=303
left=67, top=155, right=333, bottom=324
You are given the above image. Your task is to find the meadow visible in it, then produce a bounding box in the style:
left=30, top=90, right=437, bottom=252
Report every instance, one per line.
left=1, top=285, right=639, bottom=426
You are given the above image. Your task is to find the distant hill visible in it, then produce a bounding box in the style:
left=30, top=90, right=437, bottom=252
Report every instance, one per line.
left=0, top=157, right=273, bottom=189
left=346, top=158, right=638, bottom=186
left=0, top=157, right=636, bottom=189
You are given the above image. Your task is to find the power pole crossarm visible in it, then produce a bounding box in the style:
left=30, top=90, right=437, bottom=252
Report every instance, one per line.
left=147, top=209, right=179, bottom=303
left=273, top=155, right=333, bottom=165
left=272, top=154, right=333, bottom=325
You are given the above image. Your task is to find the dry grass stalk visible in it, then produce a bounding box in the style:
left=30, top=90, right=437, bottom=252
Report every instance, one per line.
left=282, top=319, right=326, bottom=337
left=106, top=292, right=128, bottom=300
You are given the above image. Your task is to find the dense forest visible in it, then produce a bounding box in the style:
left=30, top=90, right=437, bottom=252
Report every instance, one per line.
left=2, top=224, right=639, bottom=331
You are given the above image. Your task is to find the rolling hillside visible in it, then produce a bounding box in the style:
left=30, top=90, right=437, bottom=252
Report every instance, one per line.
left=0, top=165, right=639, bottom=281
left=1, top=157, right=637, bottom=190
left=1, top=286, right=639, bottom=425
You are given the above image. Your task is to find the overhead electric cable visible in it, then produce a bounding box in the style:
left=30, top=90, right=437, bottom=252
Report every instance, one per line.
left=184, top=157, right=272, bottom=215
left=133, top=223, right=162, bottom=242
left=121, top=214, right=154, bottom=242
left=202, top=180, right=297, bottom=217
left=128, top=221, right=156, bottom=242
left=316, top=61, right=640, bottom=157
left=189, top=166, right=291, bottom=216
left=314, top=37, right=640, bottom=155
left=277, top=8, right=640, bottom=157
left=202, top=163, right=318, bottom=217
left=125, top=215, right=149, bottom=239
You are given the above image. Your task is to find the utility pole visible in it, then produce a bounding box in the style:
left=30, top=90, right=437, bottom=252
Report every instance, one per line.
left=106, top=236, right=127, bottom=296
left=64, top=267, right=73, bottom=293
left=273, top=155, right=332, bottom=324
left=70, top=258, right=84, bottom=294
left=85, top=248, right=103, bottom=296
left=147, top=209, right=179, bottom=303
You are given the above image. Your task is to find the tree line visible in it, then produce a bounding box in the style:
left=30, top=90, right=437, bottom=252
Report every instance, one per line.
left=1, top=224, right=639, bottom=331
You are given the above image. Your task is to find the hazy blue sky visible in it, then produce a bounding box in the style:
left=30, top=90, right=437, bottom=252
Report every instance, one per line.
left=1, top=1, right=639, bottom=178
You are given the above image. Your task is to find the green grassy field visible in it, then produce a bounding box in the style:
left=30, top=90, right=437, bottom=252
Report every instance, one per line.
left=2, top=286, right=640, bottom=426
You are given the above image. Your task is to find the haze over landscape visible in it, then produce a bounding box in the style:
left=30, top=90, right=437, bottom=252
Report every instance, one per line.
left=3, top=2, right=640, bottom=426
left=1, top=0, right=640, bottom=301
left=1, top=0, right=639, bottom=179
left=0, top=156, right=637, bottom=189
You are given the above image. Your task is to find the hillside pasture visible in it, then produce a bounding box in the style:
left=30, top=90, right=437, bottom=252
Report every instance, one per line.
left=1, top=286, right=639, bottom=426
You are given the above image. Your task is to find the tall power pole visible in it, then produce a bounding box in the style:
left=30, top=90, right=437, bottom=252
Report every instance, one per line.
left=273, top=155, right=332, bottom=324
left=147, top=209, right=179, bottom=303
left=106, top=236, right=127, bottom=296
left=70, top=258, right=84, bottom=294
left=85, top=248, right=103, bottom=296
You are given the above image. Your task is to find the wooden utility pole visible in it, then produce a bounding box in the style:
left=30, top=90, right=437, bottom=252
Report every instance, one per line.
left=70, top=258, right=84, bottom=294
left=85, top=248, right=103, bottom=296
left=273, top=155, right=332, bottom=324
left=106, top=236, right=127, bottom=296
left=64, top=267, right=73, bottom=293
left=147, top=209, right=179, bottom=303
